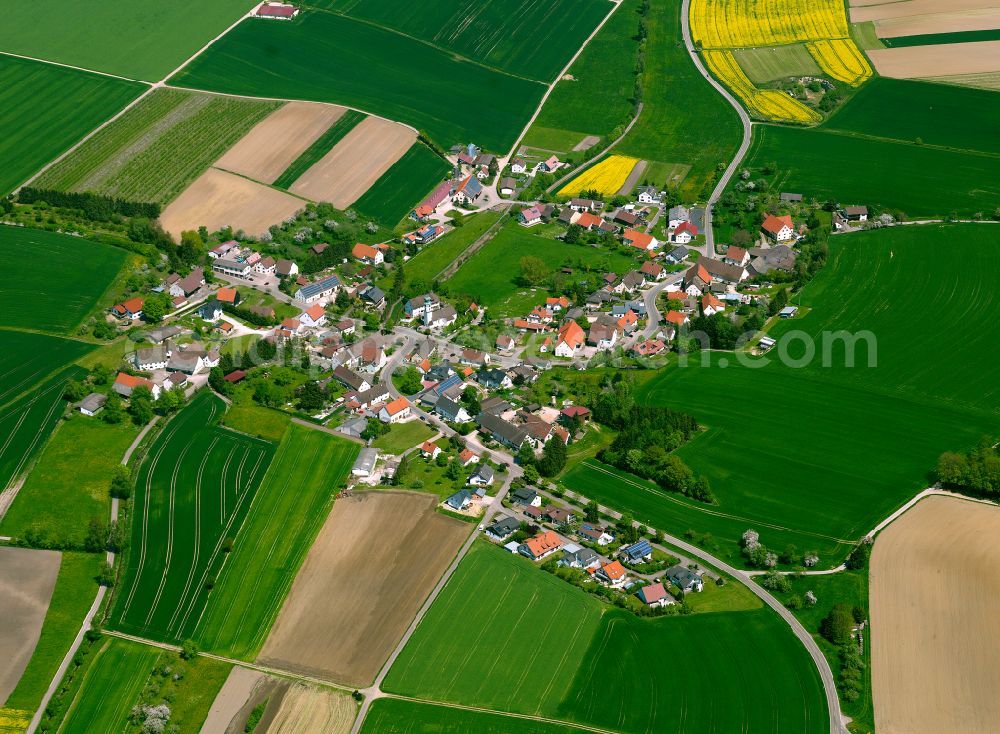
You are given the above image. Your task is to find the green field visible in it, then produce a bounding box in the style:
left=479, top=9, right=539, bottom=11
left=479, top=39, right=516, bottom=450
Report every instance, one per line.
left=0, top=417, right=138, bottom=548
left=588, top=225, right=1000, bottom=565
left=444, top=221, right=639, bottom=316
left=524, top=0, right=642, bottom=152
left=0, top=333, right=93, bottom=406
left=273, top=109, right=366, bottom=189
left=392, top=211, right=503, bottom=293
left=615, top=0, right=742, bottom=198
left=219, top=404, right=290, bottom=443
left=58, top=637, right=161, bottom=733
left=0, top=0, right=254, bottom=80
left=361, top=699, right=597, bottom=734
left=883, top=29, right=1000, bottom=47
left=3, top=553, right=104, bottom=712
left=0, top=55, right=143, bottom=195
left=111, top=392, right=276, bottom=643
left=0, top=227, right=128, bottom=333
left=372, top=420, right=435, bottom=454
left=733, top=44, right=821, bottom=83
left=170, top=12, right=545, bottom=152
left=353, top=144, right=450, bottom=225
left=36, top=89, right=280, bottom=204
left=195, top=423, right=358, bottom=659
left=305, top=0, right=609, bottom=82
left=384, top=542, right=827, bottom=732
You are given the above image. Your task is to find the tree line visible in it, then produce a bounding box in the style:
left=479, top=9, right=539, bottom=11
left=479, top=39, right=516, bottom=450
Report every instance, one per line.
left=19, top=187, right=159, bottom=219
left=937, top=438, right=1000, bottom=495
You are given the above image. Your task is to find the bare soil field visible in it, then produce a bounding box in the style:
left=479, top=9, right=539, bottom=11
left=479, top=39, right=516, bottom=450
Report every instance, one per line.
left=198, top=666, right=264, bottom=734
left=851, top=0, right=1000, bottom=19
left=159, top=168, right=304, bottom=239
left=257, top=490, right=468, bottom=687
left=265, top=682, right=356, bottom=734
left=868, top=40, right=1000, bottom=77
left=215, top=102, right=346, bottom=184
left=871, top=496, right=1000, bottom=734
left=0, top=547, right=61, bottom=703
left=616, top=159, right=648, bottom=197
left=874, top=8, right=1000, bottom=37
left=289, top=117, right=415, bottom=208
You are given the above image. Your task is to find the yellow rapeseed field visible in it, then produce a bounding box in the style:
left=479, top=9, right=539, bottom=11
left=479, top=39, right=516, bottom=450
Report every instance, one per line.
left=807, top=39, right=873, bottom=86
left=558, top=155, right=640, bottom=197
left=703, top=50, right=821, bottom=123
left=691, top=0, right=849, bottom=49
left=0, top=709, right=31, bottom=734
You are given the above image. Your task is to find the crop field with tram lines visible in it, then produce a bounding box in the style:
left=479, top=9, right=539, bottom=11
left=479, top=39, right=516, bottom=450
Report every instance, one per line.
left=110, top=392, right=276, bottom=644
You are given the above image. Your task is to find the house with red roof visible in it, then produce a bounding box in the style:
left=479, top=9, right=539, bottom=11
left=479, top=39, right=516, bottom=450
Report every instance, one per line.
left=575, top=212, right=603, bottom=231
left=671, top=221, right=698, bottom=245
left=216, top=287, right=240, bottom=306
left=597, top=560, right=629, bottom=588
left=299, top=303, right=327, bottom=328
left=254, top=2, right=299, bottom=19
left=666, top=310, right=689, bottom=327
left=112, top=372, right=160, bottom=400
left=111, top=297, right=144, bottom=321
left=724, top=245, right=750, bottom=267
left=378, top=396, right=411, bottom=424
left=623, top=229, right=659, bottom=251
left=702, top=294, right=725, bottom=317
left=518, top=530, right=563, bottom=561
left=538, top=155, right=562, bottom=173
left=420, top=441, right=442, bottom=459
left=554, top=320, right=585, bottom=358
left=352, top=243, right=384, bottom=265
left=632, top=339, right=666, bottom=357
left=637, top=582, right=675, bottom=608
left=762, top=214, right=795, bottom=242
left=640, top=261, right=665, bottom=280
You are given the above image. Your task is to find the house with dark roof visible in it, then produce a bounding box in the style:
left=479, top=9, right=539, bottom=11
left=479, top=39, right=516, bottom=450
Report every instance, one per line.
left=433, top=396, right=471, bottom=423
left=333, top=366, right=372, bottom=393
left=619, top=539, right=654, bottom=565
left=468, top=463, right=495, bottom=487
left=445, top=489, right=473, bottom=511
left=666, top=565, right=704, bottom=592
left=477, top=412, right=527, bottom=450
left=511, top=487, right=540, bottom=507
left=486, top=516, right=521, bottom=542
left=295, top=274, right=340, bottom=303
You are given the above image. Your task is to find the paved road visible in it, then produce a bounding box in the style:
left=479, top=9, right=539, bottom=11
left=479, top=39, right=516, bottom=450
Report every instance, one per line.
left=679, top=0, right=752, bottom=258
left=639, top=275, right=683, bottom=339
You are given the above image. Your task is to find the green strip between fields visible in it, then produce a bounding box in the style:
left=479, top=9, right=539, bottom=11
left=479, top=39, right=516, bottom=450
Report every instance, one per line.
left=883, top=28, right=1000, bottom=48
left=273, top=109, right=367, bottom=189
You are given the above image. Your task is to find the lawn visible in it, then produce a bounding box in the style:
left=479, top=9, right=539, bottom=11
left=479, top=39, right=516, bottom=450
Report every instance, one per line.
left=0, top=55, right=143, bottom=195
left=444, top=221, right=639, bottom=317
left=273, top=109, right=366, bottom=189
left=304, top=0, right=609, bottom=82
left=36, top=88, right=280, bottom=205
left=110, top=392, right=276, bottom=643
left=524, top=0, right=642, bottom=152
left=195, top=423, right=358, bottom=659
left=372, top=420, right=436, bottom=454
left=2, top=553, right=104, bottom=712
left=0, top=416, right=138, bottom=549
left=0, top=333, right=93, bottom=407
left=219, top=404, right=290, bottom=443
left=169, top=11, right=546, bottom=152
left=589, top=224, right=1000, bottom=566
left=615, top=0, right=742, bottom=198
left=384, top=542, right=827, bottom=733
left=0, top=227, right=127, bottom=334
left=0, top=0, right=254, bottom=80
left=733, top=44, right=821, bottom=83
left=353, top=144, right=450, bottom=226
left=361, top=699, right=597, bottom=734
left=57, top=637, right=161, bottom=733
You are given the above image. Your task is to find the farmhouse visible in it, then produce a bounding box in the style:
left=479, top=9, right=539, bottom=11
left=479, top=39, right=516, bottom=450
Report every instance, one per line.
left=213, top=258, right=252, bottom=279
left=477, top=412, right=528, bottom=450
left=518, top=531, right=563, bottom=561
left=113, top=372, right=160, bottom=400
left=762, top=214, right=795, bottom=242
left=724, top=246, right=750, bottom=267
left=666, top=565, right=704, bottom=592
left=452, top=175, right=483, bottom=205
left=499, top=177, right=516, bottom=196
left=554, top=320, right=585, bottom=358
left=333, top=366, right=371, bottom=392
left=208, top=240, right=238, bottom=259
left=276, top=259, right=299, bottom=278
left=844, top=205, right=869, bottom=221
left=168, top=268, right=205, bottom=298
left=133, top=344, right=170, bottom=371
left=379, top=396, right=411, bottom=424
left=296, top=274, right=340, bottom=303
left=111, top=297, right=144, bottom=321
left=353, top=243, right=385, bottom=265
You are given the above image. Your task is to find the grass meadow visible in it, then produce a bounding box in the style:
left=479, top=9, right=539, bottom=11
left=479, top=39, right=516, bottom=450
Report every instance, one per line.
left=273, top=109, right=366, bottom=189
left=196, top=424, right=358, bottom=659
left=598, top=225, right=1000, bottom=565
left=0, top=228, right=127, bottom=333
left=305, top=0, right=609, bottom=82
left=372, top=421, right=435, bottom=455
left=170, top=12, right=545, bottom=152
left=444, top=221, right=639, bottom=316
left=733, top=44, right=821, bottom=82
left=524, top=0, right=642, bottom=152
left=384, top=542, right=828, bottom=732
left=36, top=89, right=280, bottom=205
left=0, top=417, right=138, bottom=549
left=353, top=144, right=450, bottom=226
left=2, top=553, right=104, bottom=712
left=111, top=392, right=276, bottom=643
left=57, top=637, right=161, bottom=733
left=0, top=56, right=142, bottom=195
left=361, top=699, right=597, bottom=734
left=0, top=0, right=253, bottom=80
left=219, top=404, right=290, bottom=443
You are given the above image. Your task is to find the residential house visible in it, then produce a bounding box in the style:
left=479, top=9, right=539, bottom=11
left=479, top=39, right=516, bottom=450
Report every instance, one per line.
left=554, top=320, right=585, bottom=358
left=444, top=489, right=472, bottom=511
left=486, top=516, right=520, bottom=542
left=477, top=412, right=528, bottom=450
left=133, top=344, right=170, bottom=371
left=667, top=205, right=690, bottom=228
left=632, top=339, right=666, bottom=357
left=637, top=582, right=675, bottom=608
left=613, top=209, right=639, bottom=227
left=113, top=373, right=160, bottom=400
left=213, top=258, right=251, bottom=279
left=702, top=257, right=748, bottom=284
left=451, top=175, right=483, bottom=205
left=538, top=155, right=561, bottom=173
left=427, top=303, right=457, bottom=329
left=169, top=268, right=205, bottom=298
left=254, top=256, right=276, bottom=274
left=544, top=506, right=575, bottom=525
left=352, top=243, right=385, bottom=265
left=511, top=487, right=541, bottom=507
left=356, top=338, right=387, bottom=373
left=559, top=405, right=590, bottom=424
left=510, top=158, right=528, bottom=174
left=405, top=292, right=441, bottom=320
left=664, top=245, right=689, bottom=265
left=575, top=212, right=603, bottom=231
left=666, top=565, right=704, bottom=592
left=619, top=539, right=654, bottom=565
left=596, top=560, right=629, bottom=588
left=636, top=186, right=662, bottom=204
left=420, top=441, right=442, bottom=459
left=378, top=396, right=411, bottom=423
left=460, top=349, right=490, bottom=368
left=724, top=246, right=750, bottom=267
left=496, top=334, right=515, bottom=353
left=499, top=177, right=516, bottom=196
left=458, top=448, right=479, bottom=466
left=640, top=261, right=665, bottom=280
left=623, top=229, right=658, bottom=251
left=762, top=214, right=795, bottom=242
left=560, top=546, right=601, bottom=570
left=468, top=463, right=495, bottom=487
left=621, top=271, right=646, bottom=293
left=665, top=310, right=689, bottom=327
left=475, top=368, right=512, bottom=390
left=578, top=523, right=613, bottom=545
left=433, top=396, right=471, bottom=423
left=518, top=531, right=563, bottom=561
left=702, top=293, right=725, bottom=316
left=275, top=259, right=298, bottom=278
left=844, top=205, right=868, bottom=221
left=76, top=393, right=107, bottom=416
left=198, top=300, right=223, bottom=321
left=333, top=366, right=371, bottom=393
left=295, top=274, right=340, bottom=303
left=112, top=297, right=144, bottom=321
left=569, top=198, right=602, bottom=213
left=519, top=205, right=543, bottom=226
left=588, top=319, right=619, bottom=351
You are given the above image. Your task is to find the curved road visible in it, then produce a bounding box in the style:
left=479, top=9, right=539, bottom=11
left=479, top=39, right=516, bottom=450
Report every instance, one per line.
left=679, top=0, right=753, bottom=258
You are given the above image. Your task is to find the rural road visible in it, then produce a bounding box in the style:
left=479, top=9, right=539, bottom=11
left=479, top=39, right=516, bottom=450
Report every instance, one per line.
left=678, top=0, right=753, bottom=258
left=640, top=275, right=682, bottom=339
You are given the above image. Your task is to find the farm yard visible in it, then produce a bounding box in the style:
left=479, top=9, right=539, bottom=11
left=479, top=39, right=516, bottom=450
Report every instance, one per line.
left=0, top=0, right=253, bottom=80
left=257, top=490, right=469, bottom=687
left=352, top=143, right=450, bottom=226
left=111, top=392, right=276, bottom=644
left=871, top=496, right=1000, bottom=734
left=36, top=89, right=281, bottom=205
left=305, top=0, right=610, bottom=82
left=384, top=542, right=828, bottom=732
left=273, top=110, right=366, bottom=189
left=361, top=699, right=598, bottom=734
left=195, top=424, right=358, bottom=660
left=623, top=225, right=1000, bottom=565
left=0, top=55, right=142, bottom=195
left=169, top=11, right=545, bottom=152
left=557, top=155, right=641, bottom=197
left=0, top=227, right=127, bottom=334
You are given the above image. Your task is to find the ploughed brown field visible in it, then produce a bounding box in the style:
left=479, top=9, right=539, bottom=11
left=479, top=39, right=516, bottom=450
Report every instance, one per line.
left=871, top=495, right=1000, bottom=734
left=159, top=167, right=304, bottom=239
left=257, top=490, right=468, bottom=687
left=868, top=40, right=1000, bottom=78
left=214, top=101, right=347, bottom=184
left=288, top=116, right=415, bottom=208
left=0, top=546, right=61, bottom=702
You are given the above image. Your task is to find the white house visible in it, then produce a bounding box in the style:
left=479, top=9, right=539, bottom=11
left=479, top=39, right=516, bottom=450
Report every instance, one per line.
left=378, top=397, right=411, bottom=424
left=510, top=158, right=527, bottom=174
left=299, top=304, right=327, bottom=328
left=762, top=214, right=795, bottom=242
left=554, top=320, right=585, bottom=358
left=636, top=186, right=662, bottom=204
left=671, top=221, right=698, bottom=245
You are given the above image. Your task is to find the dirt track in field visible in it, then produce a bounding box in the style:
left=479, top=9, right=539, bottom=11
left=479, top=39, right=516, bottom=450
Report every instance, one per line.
left=871, top=496, right=1000, bottom=734
left=257, top=490, right=468, bottom=687
left=868, top=40, right=1000, bottom=77
left=0, top=546, right=61, bottom=703
left=159, top=168, right=304, bottom=239
left=215, top=102, right=346, bottom=185
left=288, top=117, right=415, bottom=208
left=265, top=682, right=356, bottom=734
